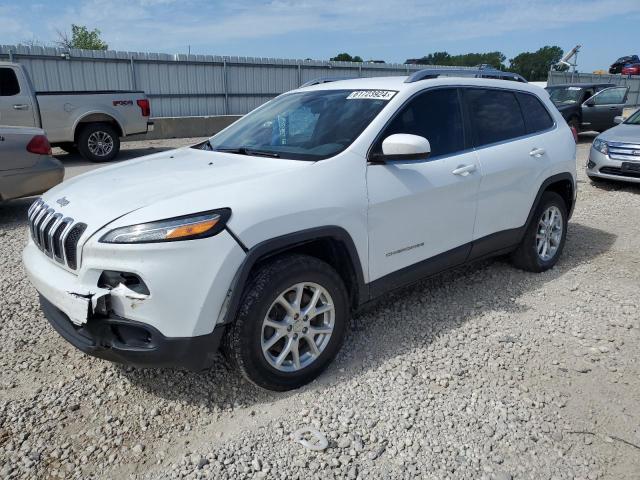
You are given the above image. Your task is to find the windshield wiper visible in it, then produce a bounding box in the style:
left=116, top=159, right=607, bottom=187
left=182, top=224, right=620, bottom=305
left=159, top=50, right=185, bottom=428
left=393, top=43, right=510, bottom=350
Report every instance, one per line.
left=215, top=147, right=280, bottom=158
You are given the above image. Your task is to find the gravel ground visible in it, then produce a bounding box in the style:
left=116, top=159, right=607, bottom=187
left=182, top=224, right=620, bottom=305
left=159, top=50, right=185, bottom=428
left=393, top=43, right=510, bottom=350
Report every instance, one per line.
left=1, top=137, right=639, bottom=480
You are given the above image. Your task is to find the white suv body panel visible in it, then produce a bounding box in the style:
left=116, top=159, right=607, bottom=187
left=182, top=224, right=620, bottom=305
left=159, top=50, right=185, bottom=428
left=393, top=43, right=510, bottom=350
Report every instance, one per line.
left=23, top=74, right=576, bottom=370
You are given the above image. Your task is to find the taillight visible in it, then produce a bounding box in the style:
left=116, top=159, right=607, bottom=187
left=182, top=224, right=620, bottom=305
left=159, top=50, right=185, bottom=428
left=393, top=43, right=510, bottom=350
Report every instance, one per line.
left=26, top=135, right=52, bottom=155
left=570, top=126, right=578, bottom=143
left=137, top=99, right=150, bottom=117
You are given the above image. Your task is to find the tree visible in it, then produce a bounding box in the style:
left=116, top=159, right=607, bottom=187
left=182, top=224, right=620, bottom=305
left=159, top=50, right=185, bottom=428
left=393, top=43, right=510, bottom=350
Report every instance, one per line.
left=56, top=25, right=108, bottom=50
left=330, top=53, right=363, bottom=63
left=406, top=51, right=506, bottom=69
left=508, top=46, right=564, bottom=81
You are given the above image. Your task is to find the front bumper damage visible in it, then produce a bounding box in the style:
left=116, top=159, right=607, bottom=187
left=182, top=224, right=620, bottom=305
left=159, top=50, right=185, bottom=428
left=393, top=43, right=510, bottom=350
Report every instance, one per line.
left=40, top=294, right=224, bottom=371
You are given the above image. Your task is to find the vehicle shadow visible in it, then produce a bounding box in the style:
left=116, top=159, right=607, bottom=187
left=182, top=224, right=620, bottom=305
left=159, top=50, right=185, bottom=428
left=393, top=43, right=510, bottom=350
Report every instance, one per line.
left=588, top=177, right=640, bottom=194
left=0, top=198, right=33, bottom=228
left=122, top=221, right=616, bottom=408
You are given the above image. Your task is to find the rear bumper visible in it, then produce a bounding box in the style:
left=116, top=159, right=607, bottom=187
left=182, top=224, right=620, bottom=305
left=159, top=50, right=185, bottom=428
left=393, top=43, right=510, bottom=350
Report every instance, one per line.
left=0, top=155, right=64, bottom=200
left=40, top=294, right=224, bottom=371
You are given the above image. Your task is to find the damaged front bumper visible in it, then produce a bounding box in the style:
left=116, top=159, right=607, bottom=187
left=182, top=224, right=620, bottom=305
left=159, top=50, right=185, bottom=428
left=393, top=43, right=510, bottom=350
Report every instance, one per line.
left=22, top=227, right=246, bottom=370
left=39, top=294, right=223, bottom=371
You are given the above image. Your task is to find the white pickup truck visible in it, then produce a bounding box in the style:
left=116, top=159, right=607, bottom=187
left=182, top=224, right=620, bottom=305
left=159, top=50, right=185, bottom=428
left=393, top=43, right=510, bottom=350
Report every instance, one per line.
left=0, top=62, right=153, bottom=162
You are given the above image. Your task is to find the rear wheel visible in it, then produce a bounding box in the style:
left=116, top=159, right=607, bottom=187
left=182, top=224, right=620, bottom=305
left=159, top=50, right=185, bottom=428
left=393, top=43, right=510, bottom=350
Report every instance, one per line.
left=225, top=254, right=348, bottom=391
left=77, top=123, right=120, bottom=162
left=511, top=191, right=568, bottom=272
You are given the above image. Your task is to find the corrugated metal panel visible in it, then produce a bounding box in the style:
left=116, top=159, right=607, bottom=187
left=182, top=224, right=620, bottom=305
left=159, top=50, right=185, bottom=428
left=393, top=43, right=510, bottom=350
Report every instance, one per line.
left=1, top=44, right=472, bottom=117
left=548, top=71, right=640, bottom=107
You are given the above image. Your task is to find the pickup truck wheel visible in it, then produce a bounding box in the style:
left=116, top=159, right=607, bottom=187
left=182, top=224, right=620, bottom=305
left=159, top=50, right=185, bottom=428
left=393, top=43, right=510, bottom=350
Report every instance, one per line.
left=226, top=254, right=348, bottom=391
left=511, top=191, right=568, bottom=273
left=77, top=123, right=120, bottom=162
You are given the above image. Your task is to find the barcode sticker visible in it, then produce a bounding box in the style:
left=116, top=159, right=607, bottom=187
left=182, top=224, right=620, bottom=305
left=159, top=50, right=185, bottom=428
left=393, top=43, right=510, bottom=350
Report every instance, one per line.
left=347, top=90, right=397, bottom=100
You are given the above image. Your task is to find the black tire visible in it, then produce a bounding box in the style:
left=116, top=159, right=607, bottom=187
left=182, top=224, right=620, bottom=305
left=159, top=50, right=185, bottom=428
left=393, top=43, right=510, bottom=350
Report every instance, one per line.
left=77, top=123, right=120, bottom=162
left=511, top=191, right=568, bottom=273
left=57, top=142, right=78, bottom=154
left=225, top=254, right=349, bottom=391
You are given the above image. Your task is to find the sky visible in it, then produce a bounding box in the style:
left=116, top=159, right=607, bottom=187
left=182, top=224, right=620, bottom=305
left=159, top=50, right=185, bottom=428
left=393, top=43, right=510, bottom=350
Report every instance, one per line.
left=1, top=0, right=640, bottom=72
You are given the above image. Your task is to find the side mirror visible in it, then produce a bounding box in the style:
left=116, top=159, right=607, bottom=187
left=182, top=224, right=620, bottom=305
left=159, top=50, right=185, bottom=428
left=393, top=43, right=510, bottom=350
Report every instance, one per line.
left=376, top=134, right=431, bottom=162
left=614, top=115, right=624, bottom=124
left=584, top=98, right=595, bottom=107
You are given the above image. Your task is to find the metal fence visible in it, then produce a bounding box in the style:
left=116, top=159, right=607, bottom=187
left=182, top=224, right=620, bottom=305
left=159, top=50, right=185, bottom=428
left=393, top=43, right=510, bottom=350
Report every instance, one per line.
left=548, top=71, right=640, bottom=107
left=0, top=45, right=441, bottom=118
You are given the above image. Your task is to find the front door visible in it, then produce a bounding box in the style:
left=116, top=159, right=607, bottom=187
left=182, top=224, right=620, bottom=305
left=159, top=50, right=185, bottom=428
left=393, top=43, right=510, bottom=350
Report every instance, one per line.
left=366, top=88, right=480, bottom=284
left=0, top=67, right=36, bottom=127
left=581, top=87, right=628, bottom=131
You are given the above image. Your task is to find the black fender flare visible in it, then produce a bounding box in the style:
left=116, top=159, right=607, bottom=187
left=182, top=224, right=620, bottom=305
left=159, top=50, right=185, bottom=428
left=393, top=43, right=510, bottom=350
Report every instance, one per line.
left=220, top=226, right=368, bottom=325
left=524, top=172, right=576, bottom=231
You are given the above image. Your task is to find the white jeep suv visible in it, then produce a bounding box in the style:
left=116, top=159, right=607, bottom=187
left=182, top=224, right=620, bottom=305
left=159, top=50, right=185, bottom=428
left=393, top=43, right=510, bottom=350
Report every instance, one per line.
left=23, top=70, right=577, bottom=391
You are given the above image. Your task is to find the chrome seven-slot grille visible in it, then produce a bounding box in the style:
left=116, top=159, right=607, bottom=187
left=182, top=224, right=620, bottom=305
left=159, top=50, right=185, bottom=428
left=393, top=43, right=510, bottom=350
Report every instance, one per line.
left=608, top=142, right=640, bottom=161
left=27, top=199, right=87, bottom=270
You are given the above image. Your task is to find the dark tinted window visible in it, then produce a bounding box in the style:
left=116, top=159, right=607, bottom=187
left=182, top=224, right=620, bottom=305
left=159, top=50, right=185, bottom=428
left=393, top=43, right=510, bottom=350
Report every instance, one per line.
left=465, top=88, right=526, bottom=146
left=0, top=68, right=20, bottom=96
left=374, top=88, right=464, bottom=158
left=516, top=93, right=554, bottom=133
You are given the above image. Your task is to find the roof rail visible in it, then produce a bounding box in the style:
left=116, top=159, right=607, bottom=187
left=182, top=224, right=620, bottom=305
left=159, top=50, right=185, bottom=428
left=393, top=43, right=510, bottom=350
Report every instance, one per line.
left=405, top=68, right=527, bottom=83
left=300, top=76, right=357, bottom=88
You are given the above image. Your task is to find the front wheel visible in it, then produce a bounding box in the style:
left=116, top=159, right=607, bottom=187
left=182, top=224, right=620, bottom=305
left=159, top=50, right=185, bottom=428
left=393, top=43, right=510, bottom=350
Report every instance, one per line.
left=225, top=254, right=349, bottom=391
left=511, top=191, right=568, bottom=272
left=77, top=123, right=120, bottom=162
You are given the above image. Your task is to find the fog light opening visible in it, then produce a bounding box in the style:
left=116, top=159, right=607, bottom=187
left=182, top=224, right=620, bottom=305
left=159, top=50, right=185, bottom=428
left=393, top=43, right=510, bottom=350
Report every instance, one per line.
left=98, top=270, right=150, bottom=296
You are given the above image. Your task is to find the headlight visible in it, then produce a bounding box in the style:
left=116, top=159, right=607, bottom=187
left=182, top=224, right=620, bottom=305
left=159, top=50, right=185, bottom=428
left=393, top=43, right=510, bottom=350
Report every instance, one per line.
left=100, top=209, right=231, bottom=244
left=592, top=138, right=608, bottom=155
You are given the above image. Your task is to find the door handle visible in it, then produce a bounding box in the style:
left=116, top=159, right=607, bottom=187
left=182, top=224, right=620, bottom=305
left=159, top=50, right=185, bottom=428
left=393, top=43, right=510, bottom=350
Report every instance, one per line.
left=13, top=104, right=30, bottom=110
left=452, top=164, right=476, bottom=176
left=529, top=147, right=546, bottom=158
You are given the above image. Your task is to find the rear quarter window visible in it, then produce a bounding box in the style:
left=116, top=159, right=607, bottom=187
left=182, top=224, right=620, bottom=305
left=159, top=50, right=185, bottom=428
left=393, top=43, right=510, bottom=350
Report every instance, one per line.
left=0, top=68, right=20, bottom=96
left=516, top=93, right=554, bottom=134
left=464, top=88, right=526, bottom=147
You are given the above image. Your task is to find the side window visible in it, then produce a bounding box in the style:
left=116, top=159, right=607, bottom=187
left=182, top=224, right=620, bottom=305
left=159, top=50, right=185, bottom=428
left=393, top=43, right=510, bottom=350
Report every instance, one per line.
left=592, top=87, right=627, bottom=105
left=516, top=93, right=554, bottom=134
left=0, top=68, right=20, bottom=96
left=464, top=88, right=526, bottom=146
left=374, top=88, right=464, bottom=158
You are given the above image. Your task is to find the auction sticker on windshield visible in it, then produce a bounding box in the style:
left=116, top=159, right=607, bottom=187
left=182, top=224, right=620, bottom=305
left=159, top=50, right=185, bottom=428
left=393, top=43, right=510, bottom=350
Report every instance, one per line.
left=347, top=90, right=397, bottom=100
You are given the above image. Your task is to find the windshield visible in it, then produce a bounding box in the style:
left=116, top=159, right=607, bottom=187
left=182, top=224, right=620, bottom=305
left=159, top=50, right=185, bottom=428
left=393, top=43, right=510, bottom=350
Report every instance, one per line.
left=546, top=87, right=584, bottom=105
left=206, top=89, right=395, bottom=161
left=625, top=109, right=640, bottom=125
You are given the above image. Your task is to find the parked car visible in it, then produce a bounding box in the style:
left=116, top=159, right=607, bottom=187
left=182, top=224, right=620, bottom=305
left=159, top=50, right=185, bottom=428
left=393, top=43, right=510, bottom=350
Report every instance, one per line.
left=0, top=62, right=153, bottom=162
left=546, top=83, right=629, bottom=132
left=0, top=126, right=63, bottom=201
left=621, top=63, right=640, bottom=76
left=587, top=108, right=640, bottom=184
left=609, top=55, right=640, bottom=74
left=23, top=71, right=576, bottom=391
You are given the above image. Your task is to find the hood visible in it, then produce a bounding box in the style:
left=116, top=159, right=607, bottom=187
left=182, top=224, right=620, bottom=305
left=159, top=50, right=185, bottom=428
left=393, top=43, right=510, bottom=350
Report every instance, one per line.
left=599, top=123, right=640, bottom=143
left=41, top=147, right=309, bottom=231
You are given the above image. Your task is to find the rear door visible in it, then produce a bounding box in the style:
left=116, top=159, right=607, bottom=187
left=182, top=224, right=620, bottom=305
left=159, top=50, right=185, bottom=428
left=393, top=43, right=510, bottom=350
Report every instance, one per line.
left=0, top=66, right=36, bottom=127
left=581, top=87, right=628, bottom=131
left=464, top=87, right=551, bottom=241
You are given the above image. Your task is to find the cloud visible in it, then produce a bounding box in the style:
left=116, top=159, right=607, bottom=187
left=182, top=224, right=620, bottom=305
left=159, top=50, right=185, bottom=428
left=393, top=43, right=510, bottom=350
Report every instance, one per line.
left=2, top=0, right=640, bottom=57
